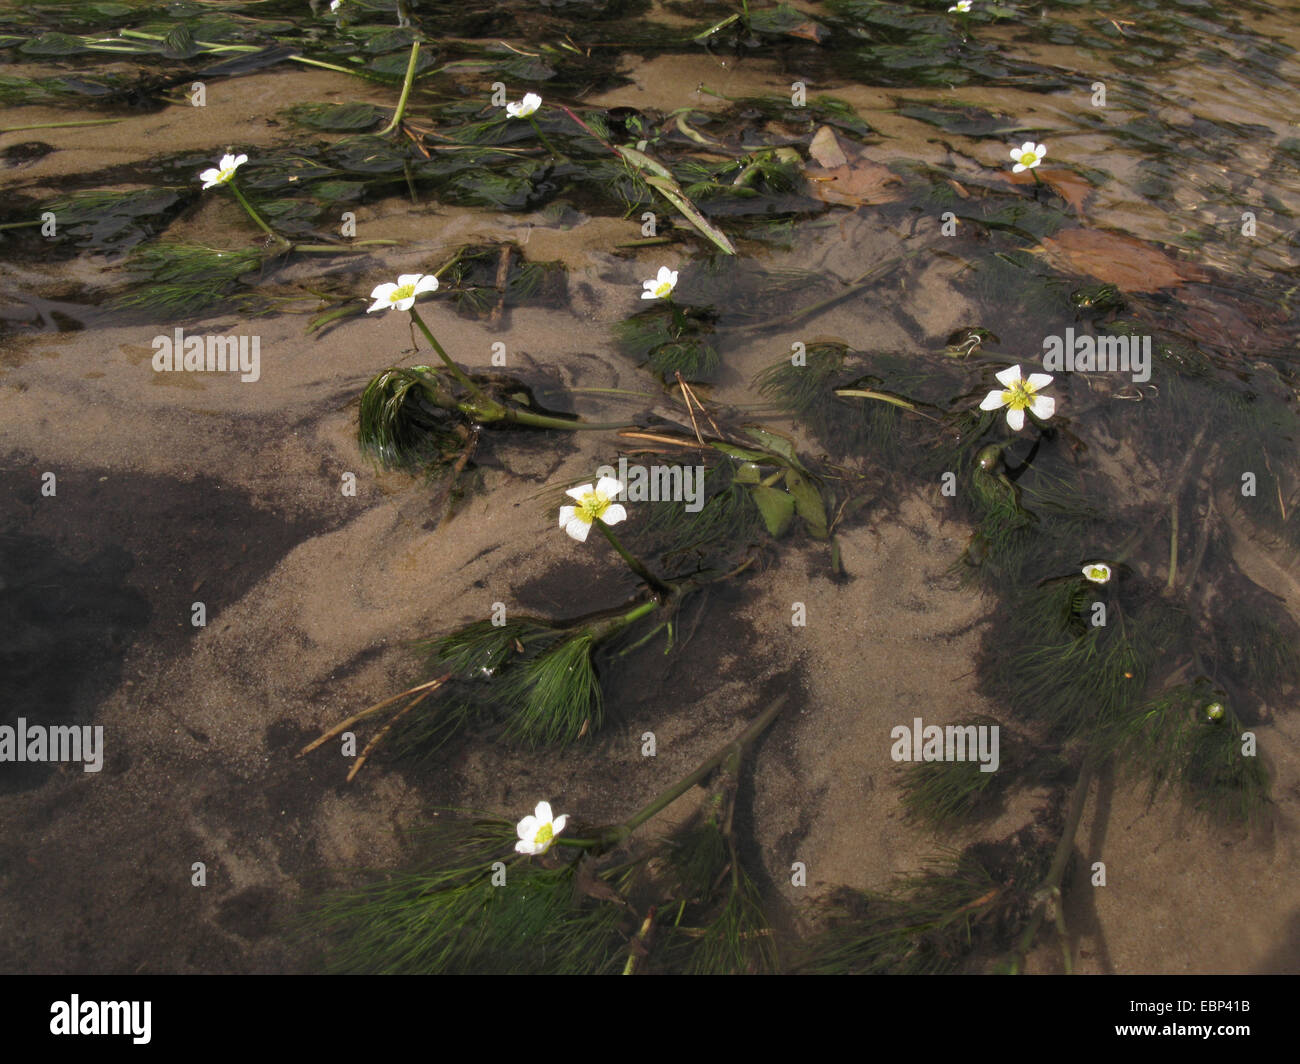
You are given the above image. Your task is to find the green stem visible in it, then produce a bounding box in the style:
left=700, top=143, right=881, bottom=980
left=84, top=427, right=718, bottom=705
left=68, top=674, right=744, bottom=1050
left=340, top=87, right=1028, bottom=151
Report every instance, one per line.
left=1011, top=754, right=1095, bottom=973
left=407, top=306, right=490, bottom=402
left=227, top=182, right=290, bottom=248
left=286, top=55, right=390, bottom=81
left=596, top=520, right=674, bottom=597
left=379, top=41, right=422, bottom=136
left=562, top=693, right=788, bottom=849
left=291, top=241, right=400, bottom=253
left=603, top=693, right=787, bottom=846
left=528, top=115, right=562, bottom=157
left=0, top=119, right=122, bottom=134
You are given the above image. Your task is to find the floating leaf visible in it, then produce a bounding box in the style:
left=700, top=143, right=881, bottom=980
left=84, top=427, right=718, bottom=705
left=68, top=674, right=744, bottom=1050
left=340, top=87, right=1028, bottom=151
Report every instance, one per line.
left=804, top=157, right=903, bottom=207
left=618, top=146, right=737, bottom=255
left=1004, top=168, right=1094, bottom=214
left=1038, top=228, right=1208, bottom=292
left=809, top=125, right=849, bottom=169
left=784, top=469, right=828, bottom=538
left=750, top=484, right=796, bottom=537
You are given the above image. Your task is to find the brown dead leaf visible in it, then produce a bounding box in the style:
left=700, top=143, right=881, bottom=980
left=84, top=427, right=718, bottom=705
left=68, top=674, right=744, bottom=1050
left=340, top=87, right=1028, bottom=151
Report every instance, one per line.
left=785, top=19, right=830, bottom=43
left=805, top=159, right=903, bottom=207
left=1005, top=167, right=1094, bottom=214
left=809, top=125, right=848, bottom=169
left=1038, top=228, right=1208, bottom=293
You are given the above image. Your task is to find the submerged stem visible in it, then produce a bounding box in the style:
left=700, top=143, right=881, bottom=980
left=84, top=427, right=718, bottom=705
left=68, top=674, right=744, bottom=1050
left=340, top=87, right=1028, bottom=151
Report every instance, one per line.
left=596, top=520, right=674, bottom=597
left=227, top=182, right=290, bottom=248
left=561, top=693, right=788, bottom=850
left=379, top=41, right=422, bottom=136
left=408, top=307, right=490, bottom=402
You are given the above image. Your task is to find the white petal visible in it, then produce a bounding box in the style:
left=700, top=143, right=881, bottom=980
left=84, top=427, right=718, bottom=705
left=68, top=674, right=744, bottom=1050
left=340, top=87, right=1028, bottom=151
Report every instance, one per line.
left=595, top=476, right=623, bottom=499
left=516, top=816, right=539, bottom=840
left=994, top=365, right=1022, bottom=388
left=366, top=298, right=389, bottom=313
left=535, top=801, right=553, bottom=822
left=1026, top=373, right=1053, bottom=390
left=397, top=273, right=422, bottom=287
left=979, top=390, right=1007, bottom=411
left=370, top=282, right=398, bottom=301
left=1012, top=162, right=1026, bottom=173
left=551, top=814, right=568, bottom=835
left=515, top=839, right=536, bottom=854
left=564, top=516, right=591, bottom=542
left=522, top=93, right=541, bottom=112
left=198, top=168, right=221, bottom=187
left=656, top=266, right=673, bottom=284
left=413, top=275, right=439, bottom=295
left=1018, top=142, right=1036, bottom=156
left=1006, top=407, right=1026, bottom=431
left=1010, top=146, right=1024, bottom=161
left=393, top=295, right=415, bottom=311
left=565, top=484, right=593, bottom=501
left=1029, top=395, right=1056, bottom=420
left=641, top=290, right=659, bottom=299
left=602, top=504, right=627, bottom=526
left=558, top=505, right=576, bottom=528
left=1033, top=143, right=1046, bottom=157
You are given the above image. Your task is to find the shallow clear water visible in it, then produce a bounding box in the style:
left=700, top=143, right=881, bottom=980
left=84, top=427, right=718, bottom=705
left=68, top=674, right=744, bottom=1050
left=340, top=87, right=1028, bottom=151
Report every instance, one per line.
left=0, top=0, right=1297, bottom=975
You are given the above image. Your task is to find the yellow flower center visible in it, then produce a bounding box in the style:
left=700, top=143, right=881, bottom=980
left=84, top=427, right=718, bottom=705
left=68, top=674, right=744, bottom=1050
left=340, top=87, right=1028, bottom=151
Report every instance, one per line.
left=1086, top=566, right=1108, bottom=581
left=576, top=491, right=611, bottom=524
left=1001, top=379, right=1037, bottom=410
left=389, top=283, right=416, bottom=303
left=653, top=281, right=673, bottom=298
left=534, top=823, right=554, bottom=846
left=1019, top=151, right=1038, bottom=166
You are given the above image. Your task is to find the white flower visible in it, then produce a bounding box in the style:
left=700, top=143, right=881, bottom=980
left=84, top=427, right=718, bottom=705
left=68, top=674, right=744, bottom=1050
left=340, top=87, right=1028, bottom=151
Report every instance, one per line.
left=198, top=152, right=248, bottom=190
left=948, top=1, right=972, bottom=11
left=505, top=92, right=542, bottom=119
left=515, top=801, right=568, bottom=856
left=979, top=364, right=1056, bottom=431
left=1081, top=562, right=1112, bottom=584
left=641, top=266, right=678, bottom=300
left=367, top=273, right=439, bottom=313
left=330, top=0, right=341, bottom=11
left=559, top=476, right=627, bottom=542
left=1010, top=141, right=1046, bottom=173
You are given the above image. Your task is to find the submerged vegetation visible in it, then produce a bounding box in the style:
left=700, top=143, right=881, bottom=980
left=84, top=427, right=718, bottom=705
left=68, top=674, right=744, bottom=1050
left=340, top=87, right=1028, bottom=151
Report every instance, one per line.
left=3, top=0, right=1297, bottom=976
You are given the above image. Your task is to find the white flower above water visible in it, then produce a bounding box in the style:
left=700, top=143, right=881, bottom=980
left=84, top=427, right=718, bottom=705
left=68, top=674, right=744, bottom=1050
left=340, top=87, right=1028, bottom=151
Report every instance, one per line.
left=948, top=1, right=972, bottom=11
left=979, top=364, right=1056, bottom=431
left=1081, top=562, right=1112, bottom=584
left=1010, top=141, right=1046, bottom=173
left=515, top=801, right=568, bottom=856
left=641, top=266, right=679, bottom=300
left=367, top=273, right=439, bottom=313
left=505, top=92, right=542, bottom=119
left=198, top=152, right=248, bottom=190
left=559, top=476, right=627, bottom=542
